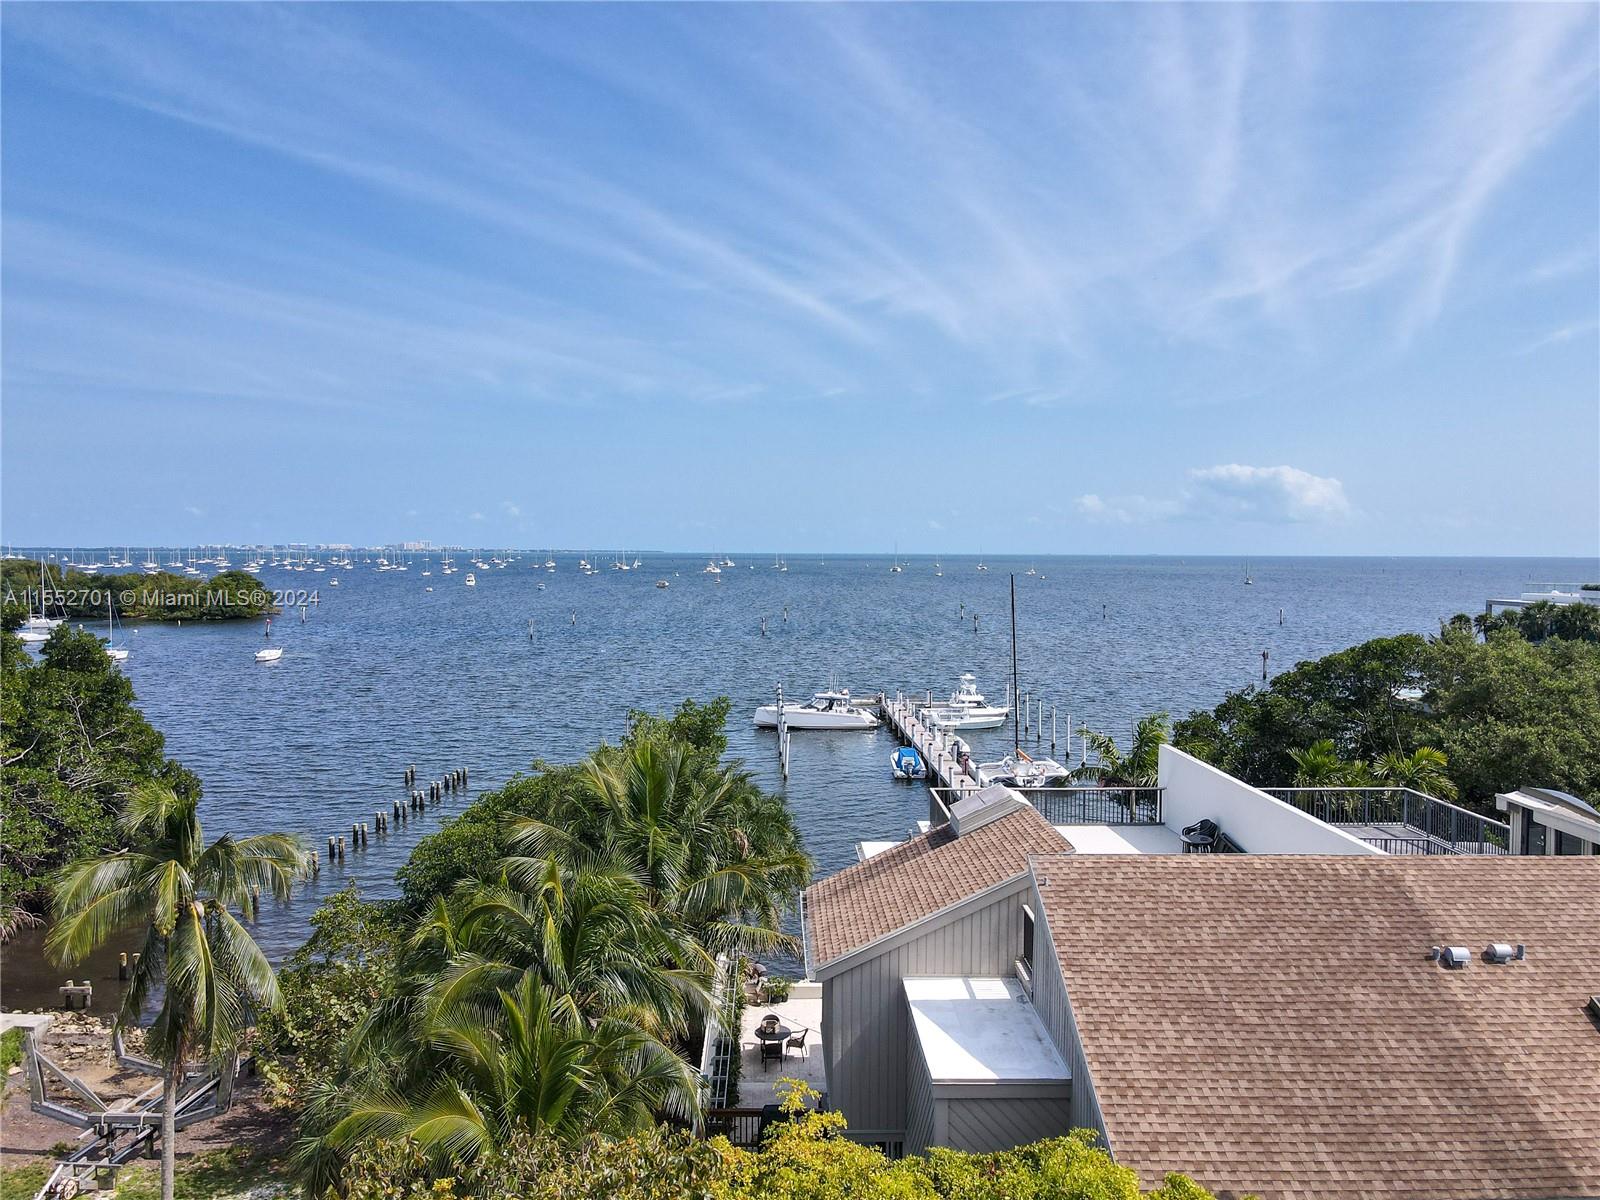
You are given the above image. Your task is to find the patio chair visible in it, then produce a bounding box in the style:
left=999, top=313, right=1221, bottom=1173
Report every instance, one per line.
left=1181, top=818, right=1220, bottom=853
left=760, top=1038, right=784, bottom=1071
left=784, top=1027, right=810, bottom=1060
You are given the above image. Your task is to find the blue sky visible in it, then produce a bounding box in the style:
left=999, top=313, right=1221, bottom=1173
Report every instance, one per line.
left=2, top=4, right=1597, bottom=556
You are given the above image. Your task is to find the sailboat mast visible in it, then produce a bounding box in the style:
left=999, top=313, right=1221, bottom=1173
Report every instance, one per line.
left=1010, top=573, right=1020, bottom=756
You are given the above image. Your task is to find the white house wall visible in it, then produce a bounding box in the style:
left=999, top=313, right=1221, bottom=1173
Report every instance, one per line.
left=1158, top=744, right=1381, bottom=855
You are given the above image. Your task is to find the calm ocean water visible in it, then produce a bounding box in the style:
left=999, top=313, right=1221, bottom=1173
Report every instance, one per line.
left=4, top=553, right=1593, bottom=1003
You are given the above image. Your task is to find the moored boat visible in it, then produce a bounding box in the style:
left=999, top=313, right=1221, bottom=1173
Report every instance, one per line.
left=753, top=689, right=879, bottom=730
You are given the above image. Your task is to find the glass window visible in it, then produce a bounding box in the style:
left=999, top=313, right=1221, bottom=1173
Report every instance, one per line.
left=1555, top=830, right=1588, bottom=856
left=1021, top=905, right=1036, bottom=972
left=1523, top=815, right=1548, bottom=856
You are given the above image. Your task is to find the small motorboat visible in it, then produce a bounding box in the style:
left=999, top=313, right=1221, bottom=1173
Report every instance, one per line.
left=753, top=689, right=880, bottom=730
left=255, top=646, right=283, bottom=663
left=655, top=579, right=670, bottom=588
left=976, top=753, right=1072, bottom=790
left=465, top=573, right=477, bottom=587
left=890, top=746, right=927, bottom=780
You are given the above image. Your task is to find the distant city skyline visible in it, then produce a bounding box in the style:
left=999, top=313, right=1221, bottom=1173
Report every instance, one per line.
left=2, top=5, right=1597, bottom=556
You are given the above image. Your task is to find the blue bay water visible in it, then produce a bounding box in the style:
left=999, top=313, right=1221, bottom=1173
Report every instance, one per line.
left=6, top=553, right=1593, bottom=994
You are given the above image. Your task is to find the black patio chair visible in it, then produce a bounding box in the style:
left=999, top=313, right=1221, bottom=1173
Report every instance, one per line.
left=1181, top=818, right=1220, bottom=853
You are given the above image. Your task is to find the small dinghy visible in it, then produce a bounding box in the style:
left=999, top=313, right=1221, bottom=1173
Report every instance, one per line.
left=890, top=745, right=927, bottom=780
left=255, top=646, right=283, bottom=663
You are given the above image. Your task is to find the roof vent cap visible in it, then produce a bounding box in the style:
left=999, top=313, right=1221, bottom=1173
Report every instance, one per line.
left=1483, top=943, right=1525, bottom=964
left=1430, top=945, right=1471, bottom=969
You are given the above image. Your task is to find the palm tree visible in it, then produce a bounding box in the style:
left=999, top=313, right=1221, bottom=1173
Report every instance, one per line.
left=1373, top=747, right=1458, bottom=801
left=1072, top=712, right=1170, bottom=788
left=1287, top=739, right=1351, bottom=786
left=513, top=739, right=810, bottom=958
left=48, top=784, right=305, bottom=1200
left=326, top=972, right=699, bottom=1168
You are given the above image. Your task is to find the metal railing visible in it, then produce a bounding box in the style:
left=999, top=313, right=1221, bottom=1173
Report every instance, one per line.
left=705, top=1107, right=765, bottom=1147
left=930, top=786, right=1163, bottom=827
left=1263, top=788, right=1510, bottom=855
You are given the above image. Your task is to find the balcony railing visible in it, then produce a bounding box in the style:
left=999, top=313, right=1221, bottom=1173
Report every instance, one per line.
left=1263, top=787, right=1510, bottom=855
left=704, top=1107, right=765, bottom=1147
left=931, top=786, right=1163, bottom=828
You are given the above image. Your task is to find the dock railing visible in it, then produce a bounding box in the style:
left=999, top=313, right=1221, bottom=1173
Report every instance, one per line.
left=1262, top=787, right=1510, bottom=854
left=930, top=786, right=1163, bottom=827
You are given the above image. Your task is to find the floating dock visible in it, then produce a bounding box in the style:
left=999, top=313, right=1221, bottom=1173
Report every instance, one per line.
left=877, top=694, right=983, bottom=797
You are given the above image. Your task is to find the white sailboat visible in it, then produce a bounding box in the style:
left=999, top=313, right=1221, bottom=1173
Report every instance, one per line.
left=103, top=592, right=129, bottom=661
left=19, top=558, right=63, bottom=642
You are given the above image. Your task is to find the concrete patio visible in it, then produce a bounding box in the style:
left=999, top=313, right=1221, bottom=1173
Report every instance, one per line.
left=737, top=982, right=826, bottom=1106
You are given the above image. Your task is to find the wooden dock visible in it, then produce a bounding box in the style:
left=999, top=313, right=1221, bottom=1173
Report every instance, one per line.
left=878, top=694, right=982, bottom=798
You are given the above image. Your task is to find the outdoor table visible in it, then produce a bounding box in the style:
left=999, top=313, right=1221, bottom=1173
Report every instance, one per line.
left=754, top=1023, right=793, bottom=1071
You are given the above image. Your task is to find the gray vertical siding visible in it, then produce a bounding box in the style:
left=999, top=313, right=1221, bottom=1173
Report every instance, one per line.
left=822, top=878, right=1031, bottom=1137
left=945, top=1096, right=1074, bottom=1153
left=1029, top=878, right=1110, bottom=1146
left=904, top=1033, right=936, bottom=1156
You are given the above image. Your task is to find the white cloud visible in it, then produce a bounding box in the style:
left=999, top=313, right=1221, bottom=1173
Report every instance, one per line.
left=184, top=505, right=205, bottom=517
left=1186, top=464, right=1350, bottom=522
left=501, top=500, right=522, bottom=518
left=469, top=511, right=484, bottom=522
left=1076, top=464, right=1350, bottom=525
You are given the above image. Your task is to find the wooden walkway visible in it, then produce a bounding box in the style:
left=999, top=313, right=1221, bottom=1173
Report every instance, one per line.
left=878, top=695, right=983, bottom=798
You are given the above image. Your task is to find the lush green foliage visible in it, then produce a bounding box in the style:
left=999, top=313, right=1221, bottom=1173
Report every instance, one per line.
left=0, top=627, right=200, bottom=929
left=1075, top=712, right=1170, bottom=786
left=1, top=561, right=277, bottom=626
left=0, top=1028, right=25, bottom=1074
left=257, top=884, right=404, bottom=1108
left=1471, top=600, right=1600, bottom=644
left=298, top=700, right=811, bottom=1193
left=331, top=1087, right=1215, bottom=1200
left=1174, top=622, right=1600, bottom=810
left=48, top=785, right=305, bottom=1200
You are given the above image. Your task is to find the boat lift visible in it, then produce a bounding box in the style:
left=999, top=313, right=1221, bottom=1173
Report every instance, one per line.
left=20, top=1025, right=242, bottom=1199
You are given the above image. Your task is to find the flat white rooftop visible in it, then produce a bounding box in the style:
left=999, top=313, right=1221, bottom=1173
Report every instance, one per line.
left=903, top=976, right=1070, bottom=1084
left=1059, top=822, right=1186, bottom=854
left=856, top=839, right=901, bottom=861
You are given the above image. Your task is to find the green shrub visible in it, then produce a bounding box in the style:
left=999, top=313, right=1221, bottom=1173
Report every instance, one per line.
left=0, top=1028, right=25, bottom=1074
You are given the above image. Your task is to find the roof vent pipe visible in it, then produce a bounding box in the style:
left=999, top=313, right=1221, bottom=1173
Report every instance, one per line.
left=1431, top=945, right=1471, bottom=969
left=1484, top=943, right=1525, bottom=964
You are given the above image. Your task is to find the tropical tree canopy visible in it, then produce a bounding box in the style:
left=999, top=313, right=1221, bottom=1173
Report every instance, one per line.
left=49, top=783, right=304, bottom=1200
left=1, top=627, right=200, bottom=933
left=1174, top=621, right=1600, bottom=812
left=1074, top=712, right=1170, bottom=787
left=293, top=700, right=811, bottom=1193
left=48, top=783, right=305, bottom=1059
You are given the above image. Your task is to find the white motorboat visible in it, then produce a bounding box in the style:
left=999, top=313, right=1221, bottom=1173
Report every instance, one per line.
left=655, top=579, right=670, bottom=588
left=465, top=573, right=477, bottom=587
left=752, top=689, right=880, bottom=730
left=976, top=753, right=1071, bottom=789
left=922, top=674, right=1011, bottom=731
left=703, top=561, right=722, bottom=574
left=255, top=646, right=283, bottom=663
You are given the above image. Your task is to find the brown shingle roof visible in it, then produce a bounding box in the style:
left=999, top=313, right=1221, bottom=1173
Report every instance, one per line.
left=804, top=806, right=1070, bottom=972
left=1033, top=855, right=1600, bottom=1200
